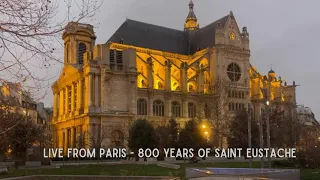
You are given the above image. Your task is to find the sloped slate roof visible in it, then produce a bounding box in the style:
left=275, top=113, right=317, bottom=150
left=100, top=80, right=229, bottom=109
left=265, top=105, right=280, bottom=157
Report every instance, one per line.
left=107, top=15, right=229, bottom=55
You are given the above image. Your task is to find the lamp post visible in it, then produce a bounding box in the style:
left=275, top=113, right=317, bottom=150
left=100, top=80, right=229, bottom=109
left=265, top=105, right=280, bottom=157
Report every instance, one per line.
left=62, top=129, right=66, bottom=166
left=247, top=104, right=252, bottom=168
left=78, top=133, right=80, bottom=165
left=201, top=122, right=210, bottom=144
left=258, top=105, right=264, bottom=168
left=265, top=100, right=271, bottom=168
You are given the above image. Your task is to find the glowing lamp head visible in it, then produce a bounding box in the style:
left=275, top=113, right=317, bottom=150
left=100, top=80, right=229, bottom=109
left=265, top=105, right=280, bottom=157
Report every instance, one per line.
left=266, top=101, right=270, bottom=106
left=202, top=125, right=206, bottom=129
left=204, top=131, right=208, bottom=135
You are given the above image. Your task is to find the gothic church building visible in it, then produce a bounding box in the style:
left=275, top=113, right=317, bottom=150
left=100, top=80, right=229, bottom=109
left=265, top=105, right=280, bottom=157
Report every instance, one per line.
left=52, top=1, right=296, bottom=149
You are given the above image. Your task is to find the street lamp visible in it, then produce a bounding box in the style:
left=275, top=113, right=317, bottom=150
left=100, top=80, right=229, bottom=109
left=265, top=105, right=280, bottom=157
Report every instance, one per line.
left=202, top=125, right=206, bottom=129
left=265, top=99, right=271, bottom=168
left=77, top=133, right=81, bottom=165
left=266, top=101, right=270, bottom=106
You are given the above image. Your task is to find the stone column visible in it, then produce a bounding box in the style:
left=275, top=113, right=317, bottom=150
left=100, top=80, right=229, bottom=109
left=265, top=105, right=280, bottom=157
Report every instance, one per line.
left=71, top=83, right=75, bottom=113
left=88, top=74, right=93, bottom=107
left=165, top=61, right=172, bottom=91
left=70, top=127, right=74, bottom=148
left=182, top=99, right=188, bottom=118
left=53, top=93, right=57, bottom=117
left=197, top=65, right=205, bottom=93
left=77, top=80, right=81, bottom=110
left=59, top=89, right=64, bottom=116
left=148, top=97, right=153, bottom=116
left=165, top=98, right=171, bottom=117
left=180, top=62, right=188, bottom=92
left=67, top=86, right=71, bottom=115
left=147, top=57, right=153, bottom=89
left=95, top=75, right=99, bottom=107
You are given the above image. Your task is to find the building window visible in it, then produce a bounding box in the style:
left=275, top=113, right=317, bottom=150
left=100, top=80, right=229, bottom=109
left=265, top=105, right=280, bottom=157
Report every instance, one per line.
left=110, top=50, right=123, bottom=70
left=153, top=100, right=164, bottom=116
left=78, top=43, right=87, bottom=64
left=137, top=99, right=147, bottom=115
left=68, top=86, right=71, bottom=113
left=188, top=102, right=196, bottom=118
left=63, top=89, right=66, bottom=113
left=227, top=63, right=241, bottom=82
left=171, top=101, right=181, bottom=118
left=73, top=84, right=77, bottom=110
left=110, top=50, right=115, bottom=69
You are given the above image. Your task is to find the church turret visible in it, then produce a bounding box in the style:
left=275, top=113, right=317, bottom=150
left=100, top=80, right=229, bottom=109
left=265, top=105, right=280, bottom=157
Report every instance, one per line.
left=184, top=0, right=199, bottom=31
left=62, top=22, right=96, bottom=65
left=241, top=27, right=250, bottom=50
left=268, top=69, right=276, bottom=79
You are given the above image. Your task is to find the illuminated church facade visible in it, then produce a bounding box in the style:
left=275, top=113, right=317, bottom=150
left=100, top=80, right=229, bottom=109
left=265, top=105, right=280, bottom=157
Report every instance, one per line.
left=52, top=1, right=297, bottom=149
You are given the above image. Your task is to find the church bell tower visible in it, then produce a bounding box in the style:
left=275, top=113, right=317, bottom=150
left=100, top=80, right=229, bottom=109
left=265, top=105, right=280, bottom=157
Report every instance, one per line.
left=184, top=0, right=199, bottom=31
left=62, top=22, right=96, bottom=65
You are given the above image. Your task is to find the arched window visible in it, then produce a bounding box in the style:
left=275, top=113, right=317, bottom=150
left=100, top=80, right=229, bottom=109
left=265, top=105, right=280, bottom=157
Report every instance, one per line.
left=171, top=101, right=181, bottom=118
left=111, top=130, right=124, bottom=147
left=153, top=100, right=164, bottom=116
left=78, top=43, right=87, bottom=64
left=188, top=102, right=196, bottom=118
left=227, top=63, right=241, bottom=82
left=204, top=103, right=210, bottom=119
left=137, top=99, right=147, bottom=115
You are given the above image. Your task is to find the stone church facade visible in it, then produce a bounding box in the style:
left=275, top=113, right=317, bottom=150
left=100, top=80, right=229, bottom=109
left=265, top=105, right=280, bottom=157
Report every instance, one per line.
left=51, top=1, right=296, bottom=150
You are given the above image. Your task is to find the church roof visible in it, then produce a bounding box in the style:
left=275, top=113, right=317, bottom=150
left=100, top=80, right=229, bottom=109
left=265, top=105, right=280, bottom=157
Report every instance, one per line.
left=107, top=15, right=229, bottom=55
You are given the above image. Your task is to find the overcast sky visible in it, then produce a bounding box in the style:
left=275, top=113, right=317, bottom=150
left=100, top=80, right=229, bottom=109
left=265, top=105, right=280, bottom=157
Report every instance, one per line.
left=43, top=0, right=320, bottom=119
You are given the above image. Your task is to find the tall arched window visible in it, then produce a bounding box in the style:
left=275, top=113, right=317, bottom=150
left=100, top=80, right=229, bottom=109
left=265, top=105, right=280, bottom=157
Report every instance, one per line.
left=137, top=99, right=147, bottom=115
left=171, top=101, right=181, bottom=118
left=78, top=43, right=87, bottom=64
left=188, top=102, right=196, bottom=118
left=153, top=100, right=164, bottom=116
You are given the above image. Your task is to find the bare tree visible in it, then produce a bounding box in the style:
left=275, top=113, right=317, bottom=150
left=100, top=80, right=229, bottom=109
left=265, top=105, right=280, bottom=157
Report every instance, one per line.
left=200, top=77, right=235, bottom=148
left=0, top=0, right=102, bottom=94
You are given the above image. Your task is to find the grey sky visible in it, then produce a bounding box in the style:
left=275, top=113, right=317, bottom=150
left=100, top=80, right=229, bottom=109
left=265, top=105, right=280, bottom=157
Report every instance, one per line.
left=43, top=0, right=320, bottom=119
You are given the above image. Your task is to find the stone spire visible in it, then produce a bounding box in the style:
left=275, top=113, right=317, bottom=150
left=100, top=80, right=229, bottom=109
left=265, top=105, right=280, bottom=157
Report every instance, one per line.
left=184, top=0, right=199, bottom=31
